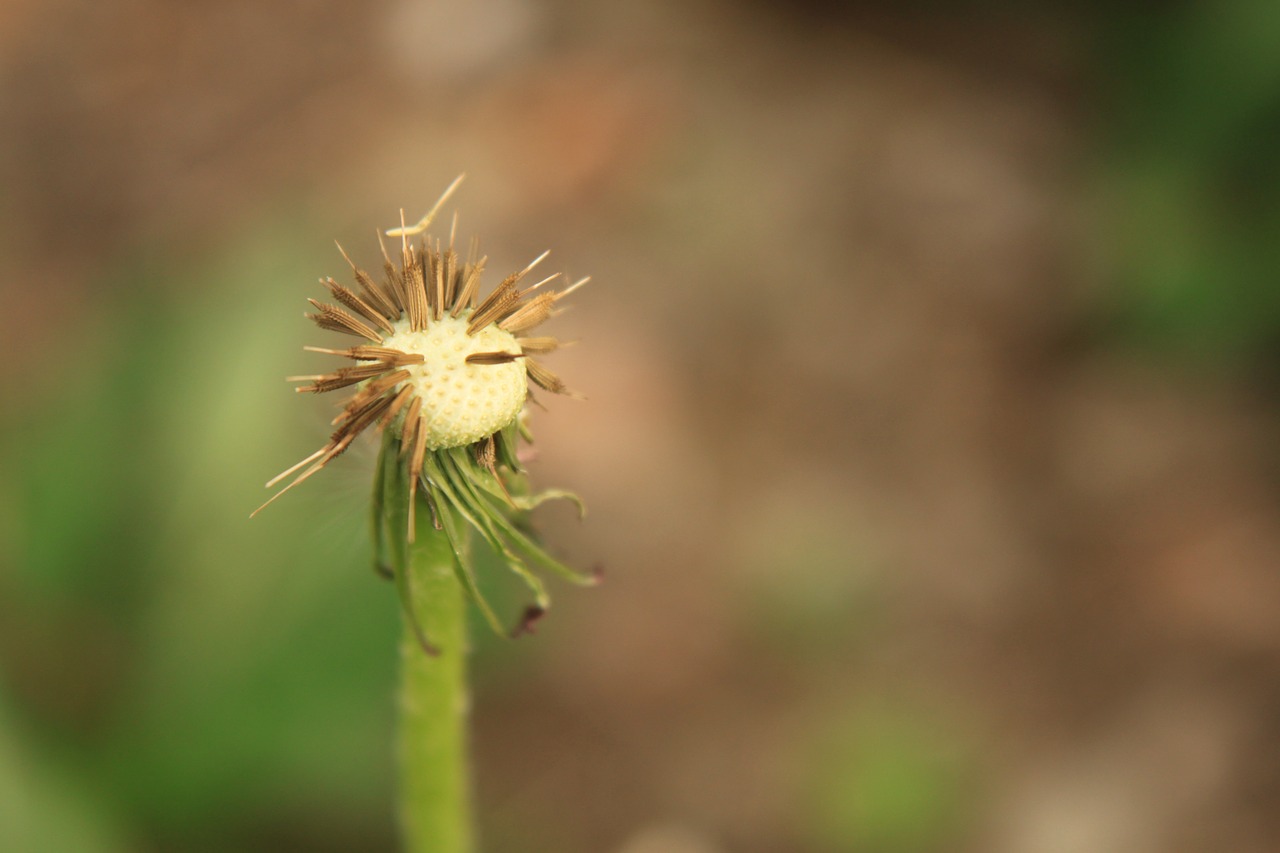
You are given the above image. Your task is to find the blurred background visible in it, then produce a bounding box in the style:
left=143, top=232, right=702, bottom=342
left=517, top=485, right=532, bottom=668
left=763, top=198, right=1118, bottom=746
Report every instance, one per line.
left=3, top=1, right=1280, bottom=851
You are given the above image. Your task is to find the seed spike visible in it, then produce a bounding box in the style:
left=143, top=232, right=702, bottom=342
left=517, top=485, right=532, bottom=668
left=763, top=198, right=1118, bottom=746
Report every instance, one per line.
left=526, top=359, right=582, bottom=398
left=420, top=244, right=434, bottom=324
left=451, top=256, right=488, bottom=317
left=335, top=240, right=358, bottom=269
left=400, top=397, right=422, bottom=458
left=443, top=246, right=459, bottom=311
left=376, top=228, right=408, bottom=311
left=331, top=346, right=424, bottom=364
left=498, top=292, right=557, bottom=334
left=517, top=273, right=562, bottom=299
left=250, top=435, right=353, bottom=517
left=339, top=369, right=413, bottom=418
left=467, top=287, right=522, bottom=335
left=405, top=246, right=428, bottom=331
left=323, top=276, right=395, bottom=334
left=385, top=173, right=466, bottom=238
left=465, top=351, right=526, bottom=365
left=474, top=435, right=516, bottom=507
left=306, top=299, right=384, bottom=342
left=558, top=276, right=591, bottom=299
left=519, top=249, right=551, bottom=279
left=333, top=393, right=397, bottom=441
left=303, top=345, right=416, bottom=364
left=434, top=239, right=446, bottom=321
left=515, top=336, right=562, bottom=354
left=379, top=385, right=415, bottom=428
left=335, top=241, right=397, bottom=319
left=250, top=475, right=309, bottom=518
left=376, top=227, right=393, bottom=267
left=524, top=385, right=548, bottom=411
left=465, top=250, right=552, bottom=333
left=295, top=361, right=400, bottom=394
left=264, top=448, right=327, bottom=489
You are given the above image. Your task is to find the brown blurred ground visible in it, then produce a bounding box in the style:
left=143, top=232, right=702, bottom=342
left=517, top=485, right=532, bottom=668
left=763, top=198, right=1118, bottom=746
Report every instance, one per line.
left=3, top=1, right=1279, bottom=852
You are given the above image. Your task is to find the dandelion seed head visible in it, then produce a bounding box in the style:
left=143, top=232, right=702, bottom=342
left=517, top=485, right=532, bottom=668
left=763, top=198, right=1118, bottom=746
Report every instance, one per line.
left=254, top=178, right=596, bottom=639
left=383, top=313, right=527, bottom=448
left=253, top=177, right=581, bottom=521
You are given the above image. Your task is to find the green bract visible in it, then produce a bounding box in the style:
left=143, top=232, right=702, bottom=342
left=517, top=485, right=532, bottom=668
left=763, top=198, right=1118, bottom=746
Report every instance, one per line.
left=373, top=424, right=592, bottom=647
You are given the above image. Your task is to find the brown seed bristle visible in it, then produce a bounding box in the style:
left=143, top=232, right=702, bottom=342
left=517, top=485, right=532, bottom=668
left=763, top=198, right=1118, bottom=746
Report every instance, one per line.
left=323, top=277, right=395, bottom=334
left=406, top=424, right=429, bottom=541
left=474, top=434, right=515, bottom=504
left=512, top=273, right=561, bottom=302
left=334, top=392, right=397, bottom=442
left=432, top=242, right=446, bottom=321
left=336, top=242, right=399, bottom=320
left=381, top=244, right=407, bottom=312
left=428, top=248, right=444, bottom=319
left=467, top=279, right=520, bottom=333
left=297, top=361, right=399, bottom=394
left=344, top=346, right=424, bottom=366
left=526, top=359, right=569, bottom=395
left=443, top=247, right=458, bottom=310
left=379, top=385, right=415, bottom=428
left=264, top=448, right=326, bottom=489
left=465, top=250, right=548, bottom=333
left=514, top=336, right=560, bottom=354
left=340, top=369, right=413, bottom=417
left=399, top=396, right=422, bottom=458
left=476, top=434, right=497, bottom=470
left=465, top=351, right=526, bottom=365
left=498, top=292, right=557, bottom=335
left=405, top=249, right=429, bottom=331
left=252, top=427, right=358, bottom=517
left=451, top=256, right=487, bottom=317
left=307, top=300, right=384, bottom=342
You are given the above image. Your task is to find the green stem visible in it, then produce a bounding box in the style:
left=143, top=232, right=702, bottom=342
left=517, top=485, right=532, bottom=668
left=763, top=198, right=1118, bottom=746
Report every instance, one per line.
left=384, top=449, right=474, bottom=853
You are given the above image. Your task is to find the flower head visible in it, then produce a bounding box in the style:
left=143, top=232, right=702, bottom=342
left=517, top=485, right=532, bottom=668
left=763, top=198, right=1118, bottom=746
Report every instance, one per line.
left=255, top=177, right=592, bottom=638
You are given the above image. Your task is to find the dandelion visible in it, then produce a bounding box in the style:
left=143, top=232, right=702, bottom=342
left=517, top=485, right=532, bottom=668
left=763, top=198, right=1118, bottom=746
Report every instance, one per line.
left=254, top=177, right=593, bottom=853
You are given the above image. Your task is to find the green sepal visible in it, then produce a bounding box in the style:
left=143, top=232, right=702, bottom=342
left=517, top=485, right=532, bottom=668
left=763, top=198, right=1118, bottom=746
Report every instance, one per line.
left=512, top=488, right=585, bottom=518
left=374, top=417, right=590, bottom=641
left=448, top=447, right=586, bottom=520
left=370, top=431, right=393, bottom=580
left=493, top=421, right=524, bottom=474
left=419, top=453, right=506, bottom=634
left=486, top=501, right=595, bottom=586
left=440, top=450, right=550, bottom=609
left=378, top=432, right=438, bottom=655
left=443, top=447, right=594, bottom=587
left=432, top=492, right=507, bottom=635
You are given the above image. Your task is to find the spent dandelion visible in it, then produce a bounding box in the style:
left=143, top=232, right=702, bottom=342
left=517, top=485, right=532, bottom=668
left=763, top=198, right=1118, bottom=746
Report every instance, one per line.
left=254, top=176, right=592, bottom=853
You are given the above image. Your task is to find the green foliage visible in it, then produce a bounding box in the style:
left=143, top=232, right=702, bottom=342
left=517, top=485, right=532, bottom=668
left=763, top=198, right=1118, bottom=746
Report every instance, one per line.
left=0, top=221, right=401, bottom=851
left=803, top=705, right=975, bottom=853
left=1096, top=0, right=1280, bottom=370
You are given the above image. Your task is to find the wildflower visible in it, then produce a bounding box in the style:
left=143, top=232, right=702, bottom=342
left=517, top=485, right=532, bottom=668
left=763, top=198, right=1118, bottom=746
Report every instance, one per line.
left=255, top=177, right=592, bottom=637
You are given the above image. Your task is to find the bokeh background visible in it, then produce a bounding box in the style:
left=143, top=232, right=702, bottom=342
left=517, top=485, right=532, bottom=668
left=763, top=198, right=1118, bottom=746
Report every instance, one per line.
left=3, top=1, right=1280, bottom=851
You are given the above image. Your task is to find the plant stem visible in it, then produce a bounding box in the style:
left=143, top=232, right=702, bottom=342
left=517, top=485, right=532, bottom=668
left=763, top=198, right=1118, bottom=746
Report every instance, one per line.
left=388, top=478, right=474, bottom=853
